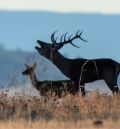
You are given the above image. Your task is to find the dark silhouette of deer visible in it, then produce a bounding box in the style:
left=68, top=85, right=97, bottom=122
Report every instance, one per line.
left=35, top=30, right=119, bottom=95
left=22, top=62, right=75, bottom=97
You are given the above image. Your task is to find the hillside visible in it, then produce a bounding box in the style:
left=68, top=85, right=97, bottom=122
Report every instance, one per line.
left=0, top=45, right=67, bottom=88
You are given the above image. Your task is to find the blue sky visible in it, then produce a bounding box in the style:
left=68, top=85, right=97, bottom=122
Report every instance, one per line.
left=0, top=0, right=120, bottom=61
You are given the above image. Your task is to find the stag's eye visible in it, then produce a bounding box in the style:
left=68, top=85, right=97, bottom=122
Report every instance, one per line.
left=51, top=44, right=56, bottom=48
left=54, top=44, right=58, bottom=47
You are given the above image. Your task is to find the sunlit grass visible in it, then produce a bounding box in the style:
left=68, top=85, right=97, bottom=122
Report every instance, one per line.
left=0, top=89, right=119, bottom=129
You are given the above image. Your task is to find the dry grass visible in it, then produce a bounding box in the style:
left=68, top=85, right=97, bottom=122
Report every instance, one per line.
left=0, top=89, right=119, bottom=128
left=0, top=119, right=120, bottom=129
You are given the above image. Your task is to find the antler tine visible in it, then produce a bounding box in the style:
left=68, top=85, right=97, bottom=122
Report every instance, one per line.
left=64, top=33, right=80, bottom=48
left=79, top=31, right=83, bottom=36
left=64, top=32, right=68, bottom=42
left=60, top=34, right=64, bottom=42
left=51, top=32, right=54, bottom=43
left=69, top=33, right=80, bottom=48
left=68, top=34, right=73, bottom=41
left=52, top=31, right=56, bottom=43
left=78, top=30, right=88, bottom=42
left=51, top=31, right=57, bottom=43
left=76, top=30, right=81, bottom=36
left=55, top=37, right=58, bottom=42
left=70, top=43, right=80, bottom=48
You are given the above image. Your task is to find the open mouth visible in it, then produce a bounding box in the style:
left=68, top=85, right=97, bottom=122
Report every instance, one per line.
left=35, top=44, right=41, bottom=50
left=35, top=45, right=42, bottom=55
left=22, top=71, right=26, bottom=75
left=35, top=40, right=42, bottom=49
left=37, top=40, right=42, bottom=47
left=35, top=46, right=40, bottom=50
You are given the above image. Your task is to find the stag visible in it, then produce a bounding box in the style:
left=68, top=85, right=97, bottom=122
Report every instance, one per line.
left=35, top=30, right=119, bottom=95
left=22, top=62, right=75, bottom=97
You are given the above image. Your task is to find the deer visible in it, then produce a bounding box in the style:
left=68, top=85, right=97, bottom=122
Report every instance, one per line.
left=35, top=30, right=119, bottom=96
left=22, top=62, right=75, bottom=97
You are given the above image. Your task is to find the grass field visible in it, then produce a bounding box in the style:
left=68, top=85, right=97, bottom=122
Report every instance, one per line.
left=0, top=119, right=119, bottom=129
left=0, top=90, right=119, bottom=129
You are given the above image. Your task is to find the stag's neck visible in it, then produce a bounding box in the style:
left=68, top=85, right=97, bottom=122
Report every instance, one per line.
left=29, top=73, right=38, bottom=89
left=51, top=51, right=72, bottom=78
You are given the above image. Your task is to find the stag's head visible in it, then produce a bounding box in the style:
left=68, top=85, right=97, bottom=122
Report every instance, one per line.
left=22, top=62, right=37, bottom=75
left=35, top=30, right=87, bottom=59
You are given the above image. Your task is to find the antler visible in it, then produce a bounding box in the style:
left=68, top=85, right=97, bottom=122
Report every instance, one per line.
left=51, top=30, right=87, bottom=48
left=51, top=31, right=58, bottom=44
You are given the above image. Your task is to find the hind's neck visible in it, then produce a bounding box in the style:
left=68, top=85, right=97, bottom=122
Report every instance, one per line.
left=29, top=73, right=38, bottom=89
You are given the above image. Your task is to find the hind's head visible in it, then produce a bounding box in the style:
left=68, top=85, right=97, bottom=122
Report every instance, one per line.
left=22, top=62, right=37, bottom=75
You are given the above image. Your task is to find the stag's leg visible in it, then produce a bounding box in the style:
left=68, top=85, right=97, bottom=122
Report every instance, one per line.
left=74, top=82, right=86, bottom=96
left=113, top=86, right=119, bottom=94
left=75, top=81, right=86, bottom=96
left=72, top=82, right=80, bottom=96
left=104, top=75, right=119, bottom=95
left=110, top=85, right=119, bottom=95
left=79, top=84, right=85, bottom=96
left=112, top=80, right=119, bottom=94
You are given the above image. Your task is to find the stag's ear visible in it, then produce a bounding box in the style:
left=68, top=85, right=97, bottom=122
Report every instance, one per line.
left=33, top=62, right=37, bottom=69
left=25, top=64, right=29, bottom=68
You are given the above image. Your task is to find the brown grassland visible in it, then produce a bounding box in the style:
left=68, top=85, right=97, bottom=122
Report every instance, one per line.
left=0, top=90, right=119, bottom=129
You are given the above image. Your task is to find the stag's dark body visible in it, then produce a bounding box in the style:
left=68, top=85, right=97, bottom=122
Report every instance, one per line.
left=70, top=58, right=119, bottom=88
left=36, top=46, right=119, bottom=94
left=35, top=31, right=119, bottom=95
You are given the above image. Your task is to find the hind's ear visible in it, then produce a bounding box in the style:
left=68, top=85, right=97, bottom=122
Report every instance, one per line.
left=33, top=62, right=37, bottom=69
left=25, top=64, right=29, bottom=68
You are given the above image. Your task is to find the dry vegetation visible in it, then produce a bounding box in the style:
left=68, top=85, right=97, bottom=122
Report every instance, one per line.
left=0, top=89, right=119, bottom=129
left=0, top=119, right=120, bottom=129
